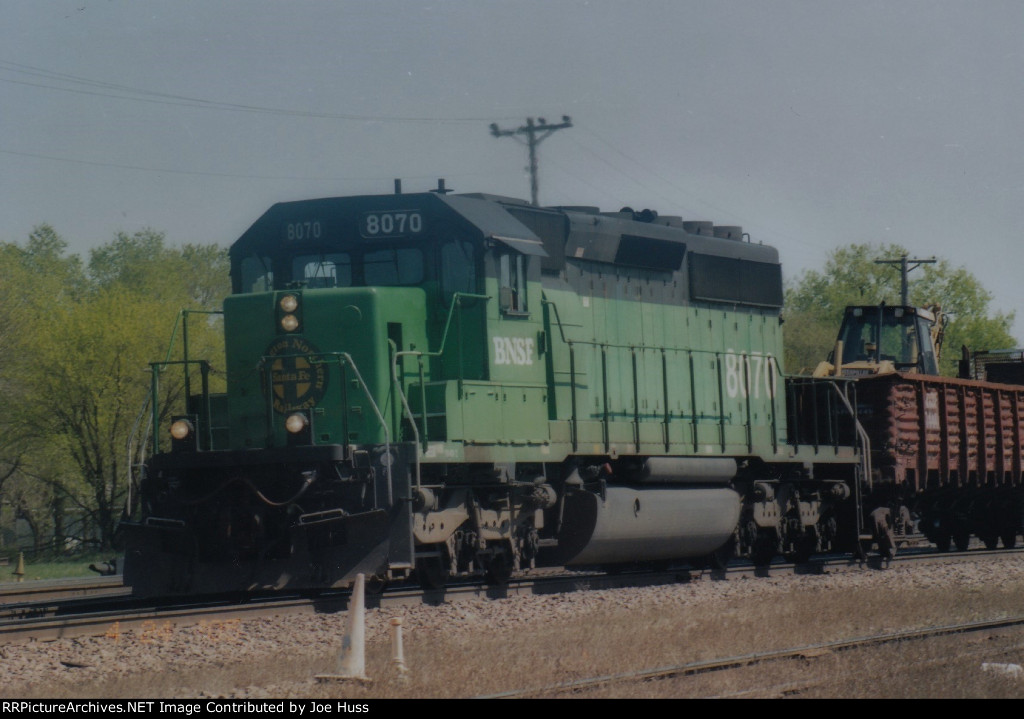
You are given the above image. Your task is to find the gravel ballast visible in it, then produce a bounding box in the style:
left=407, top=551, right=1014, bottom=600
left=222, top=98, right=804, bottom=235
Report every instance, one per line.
left=6, top=556, right=1024, bottom=698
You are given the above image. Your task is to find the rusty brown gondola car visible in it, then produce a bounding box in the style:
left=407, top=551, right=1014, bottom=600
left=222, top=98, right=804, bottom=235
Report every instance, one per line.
left=855, top=372, right=1024, bottom=551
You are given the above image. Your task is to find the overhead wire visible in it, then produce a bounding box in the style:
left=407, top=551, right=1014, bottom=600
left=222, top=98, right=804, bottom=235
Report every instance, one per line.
left=0, top=59, right=521, bottom=124
left=0, top=146, right=523, bottom=187
left=578, top=124, right=832, bottom=261
left=578, top=125, right=742, bottom=219
left=565, top=134, right=682, bottom=210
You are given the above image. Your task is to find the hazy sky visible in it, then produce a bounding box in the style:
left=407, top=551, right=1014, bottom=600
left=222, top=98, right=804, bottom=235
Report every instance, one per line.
left=2, top=1, right=1022, bottom=338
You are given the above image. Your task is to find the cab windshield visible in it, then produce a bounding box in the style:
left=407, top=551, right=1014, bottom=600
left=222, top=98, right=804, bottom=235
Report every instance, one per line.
left=838, top=307, right=935, bottom=372
left=238, top=245, right=425, bottom=291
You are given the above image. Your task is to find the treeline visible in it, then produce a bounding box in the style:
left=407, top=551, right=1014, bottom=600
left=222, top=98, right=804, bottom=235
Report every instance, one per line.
left=0, top=225, right=228, bottom=553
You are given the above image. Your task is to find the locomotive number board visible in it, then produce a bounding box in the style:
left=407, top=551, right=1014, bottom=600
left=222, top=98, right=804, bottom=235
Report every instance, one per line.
left=359, top=210, right=425, bottom=239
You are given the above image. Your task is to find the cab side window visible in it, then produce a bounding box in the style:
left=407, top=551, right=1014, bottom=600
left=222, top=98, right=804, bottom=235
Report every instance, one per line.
left=441, top=239, right=477, bottom=302
left=240, top=255, right=274, bottom=293
left=499, top=253, right=528, bottom=314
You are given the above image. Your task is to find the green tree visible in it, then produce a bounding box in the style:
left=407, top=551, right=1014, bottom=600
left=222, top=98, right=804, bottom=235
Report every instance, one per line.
left=0, top=227, right=229, bottom=550
left=784, top=243, right=1017, bottom=376
left=0, top=225, right=84, bottom=550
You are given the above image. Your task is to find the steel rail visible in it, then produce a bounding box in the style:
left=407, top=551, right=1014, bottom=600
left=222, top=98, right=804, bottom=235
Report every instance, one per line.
left=478, top=614, right=1024, bottom=698
left=0, top=575, right=127, bottom=605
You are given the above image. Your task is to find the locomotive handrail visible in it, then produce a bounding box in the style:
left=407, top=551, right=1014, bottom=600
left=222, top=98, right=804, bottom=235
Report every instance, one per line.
left=541, top=299, right=570, bottom=345
left=390, top=340, right=422, bottom=490
left=124, top=393, right=153, bottom=519
left=128, top=309, right=224, bottom=515
left=155, top=308, right=224, bottom=366
left=827, top=380, right=872, bottom=491
left=429, top=292, right=491, bottom=360
left=541, top=300, right=578, bottom=448
left=824, top=378, right=871, bottom=545
left=154, top=309, right=224, bottom=403
left=148, top=359, right=214, bottom=456
left=389, top=292, right=491, bottom=460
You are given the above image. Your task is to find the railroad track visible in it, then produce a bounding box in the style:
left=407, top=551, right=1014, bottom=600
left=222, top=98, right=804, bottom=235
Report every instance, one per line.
left=478, top=615, right=1024, bottom=698
left=2, top=546, right=1018, bottom=644
left=0, top=575, right=128, bottom=605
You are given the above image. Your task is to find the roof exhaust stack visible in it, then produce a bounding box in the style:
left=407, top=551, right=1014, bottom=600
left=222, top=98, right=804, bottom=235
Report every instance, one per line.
left=431, top=178, right=451, bottom=195
left=394, top=178, right=402, bottom=195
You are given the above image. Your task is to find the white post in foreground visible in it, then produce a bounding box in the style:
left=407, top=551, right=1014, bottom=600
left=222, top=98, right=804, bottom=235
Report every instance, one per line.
left=390, top=617, right=408, bottom=679
left=315, top=573, right=370, bottom=683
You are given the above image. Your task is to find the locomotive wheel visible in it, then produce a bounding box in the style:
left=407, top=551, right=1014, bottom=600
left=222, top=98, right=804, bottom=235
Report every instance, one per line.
left=934, top=533, right=952, bottom=553
left=365, top=574, right=388, bottom=595
left=1001, top=531, right=1018, bottom=549
left=706, top=535, right=736, bottom=570
left=484, top=552, right=512, bottom=587
left=787, top=535, right=816, bottom=564
left=981, top=534, right=1000, bottom=551
left=751, top=529, right=776, bottom=567
left=953, top=531, right=971, bottom=552
left=416, top=556, right=448, bottom=591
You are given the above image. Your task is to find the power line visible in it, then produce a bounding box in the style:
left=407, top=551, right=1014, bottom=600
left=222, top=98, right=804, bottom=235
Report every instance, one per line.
left=578, top=126, right=741, bottom=220
left=565, top=133, right=681, bottom=210
left=0, top=147, right=522, bottom=185
left=0, top=59, right=518, bottom=124
left=576, top=125, right=833, bottom=258
left=0, top=147, right=326, bottom=180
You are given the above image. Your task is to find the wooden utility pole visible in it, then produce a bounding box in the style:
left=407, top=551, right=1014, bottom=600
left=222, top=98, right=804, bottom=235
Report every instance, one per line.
left=875, top=254, right=936, bottom=306
left=490, top=116, right=572, bottom=206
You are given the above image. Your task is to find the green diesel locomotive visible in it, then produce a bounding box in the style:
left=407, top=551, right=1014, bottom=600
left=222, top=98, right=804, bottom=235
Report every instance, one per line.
left=122, top=185, right=862, bottom=595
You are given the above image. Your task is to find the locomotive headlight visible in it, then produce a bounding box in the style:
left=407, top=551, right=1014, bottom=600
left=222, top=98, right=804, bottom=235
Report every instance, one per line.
left=281, top=314, right=300, bottom=332
left=169, top=418, right=194, bottom=440
left=279, top=294, right=299, bottom=313
left=285, top=413, right=309, bottom=434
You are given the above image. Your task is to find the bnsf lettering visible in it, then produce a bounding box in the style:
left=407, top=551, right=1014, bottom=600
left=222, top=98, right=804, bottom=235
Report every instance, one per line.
left=493, top=336, right=534, bottom=366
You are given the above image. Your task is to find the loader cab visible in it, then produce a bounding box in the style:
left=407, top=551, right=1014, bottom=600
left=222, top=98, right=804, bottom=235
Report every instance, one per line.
left=817, top=304, right=940, bottom=377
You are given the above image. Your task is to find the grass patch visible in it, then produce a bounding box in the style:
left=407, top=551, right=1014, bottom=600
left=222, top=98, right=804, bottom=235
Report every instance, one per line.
left=0, top=550, right=118, bottom=582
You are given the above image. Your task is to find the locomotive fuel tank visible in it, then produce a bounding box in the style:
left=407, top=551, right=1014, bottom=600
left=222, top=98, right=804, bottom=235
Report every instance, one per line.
left=552, top=459, right=740, bottom=566
left=556, top=486, right=740, bottom=565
